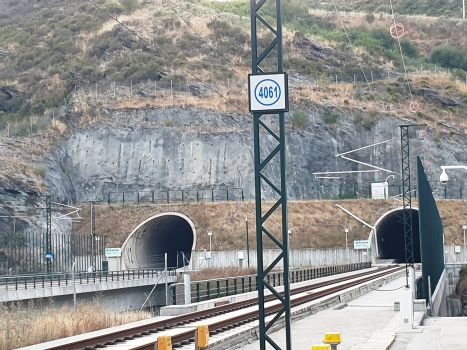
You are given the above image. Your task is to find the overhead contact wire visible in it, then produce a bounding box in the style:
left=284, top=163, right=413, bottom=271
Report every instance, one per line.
left=389, top=0, right=414, bottom=101
left=85, top=0, right=249, bottom=115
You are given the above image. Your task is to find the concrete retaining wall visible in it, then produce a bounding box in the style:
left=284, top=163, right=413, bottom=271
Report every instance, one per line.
left=432, top=268, right=446, bottom=316
left=1, top=275, right=178, bottom=311
left=191, top=248, right=370, bottom=269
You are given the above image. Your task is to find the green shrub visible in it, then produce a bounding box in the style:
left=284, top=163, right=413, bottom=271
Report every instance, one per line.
left=344, top=99, right=349, bottom=105
left=292, top=110, right=309, bottom=129
left=459, top=266, right=467, bottom=281
left=365, top=13, right=375, bottom=23
left=430, top=45, right=467, bottom=71
left=323, top=110, right=338, bottom=124
left=353, top=113, right=363, bottom=124
left=368, top=108, right=378, bottom=118
left=34, top=167, right=47, bottom=178
left=433, top=133, right=440, bottom=142
left=400, top=40, right=418, bottom=58
left=119, top=0, right=139, bottom=14
left=163, top=118, right=174, bottom=127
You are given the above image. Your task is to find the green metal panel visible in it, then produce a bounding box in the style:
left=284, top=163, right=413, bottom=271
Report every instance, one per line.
left=417, top=156, right=444, bottom=299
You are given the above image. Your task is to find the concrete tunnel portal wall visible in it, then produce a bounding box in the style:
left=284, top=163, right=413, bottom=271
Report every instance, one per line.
left=370, top=207, right=421, bottom=263
left=122, top=212, right=196, bottom=269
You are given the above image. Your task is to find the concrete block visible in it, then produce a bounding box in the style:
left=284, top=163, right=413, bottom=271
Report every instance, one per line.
left=393, top=299, right=426, bottom=312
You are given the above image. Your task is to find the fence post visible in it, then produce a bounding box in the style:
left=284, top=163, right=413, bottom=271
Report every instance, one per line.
left=108, top=192, right=110, bottom=205
left=226, top=189, right=229, bottom=201
left=137, top=192, right=140, bottom=205
left=197, top=191, right=199, bottom=202
left=445, top=187, right=447, bottom=199
left=242, top=189, right=244, bottom=202
left=212, top=190, right=214, bottom=202
left=152, top=191, right=155, bottom=204
left=167, top=191, right=169, bottom=204
left=123, top=192, right=125, bottom=204
left=182, top=190, right=184, bottom=203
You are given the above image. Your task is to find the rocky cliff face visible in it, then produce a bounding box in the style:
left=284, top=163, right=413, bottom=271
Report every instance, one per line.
left=1, top=104, right=466, bottom=234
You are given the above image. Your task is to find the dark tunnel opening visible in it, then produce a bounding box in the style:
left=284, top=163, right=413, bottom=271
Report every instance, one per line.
left=123, top=213, right=195, bottom=269
left=376, top=209, right=421, bottom=263
left=145, top=215, right=193, bottom=268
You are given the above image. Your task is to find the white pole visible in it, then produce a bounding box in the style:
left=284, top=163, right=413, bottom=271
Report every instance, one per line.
left=228, top=78, right=230, bottom=90
left=346, top=232, right=348, bottom=263
left=184, top=273, right=191, bottom=305
left=210, top=235, right=212, bottom=266
left=409, top=266, right=416, bottom=299
left=463, top=0, right=465, bottom=20
left=72, top=260, right=77, bottom=310
left=463, top=226, right=466, bottom=262
left=165, top=253, right=168, bottom=306
left=345, top=228, right=349, bottom=264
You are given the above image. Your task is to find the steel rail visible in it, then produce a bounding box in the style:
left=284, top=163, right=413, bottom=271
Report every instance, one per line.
left=31, top=266, right=401, bottom=350
left=122, top=266, right=404, bottom=350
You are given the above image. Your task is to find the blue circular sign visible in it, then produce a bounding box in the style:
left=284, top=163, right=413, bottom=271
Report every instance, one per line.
left=254, top=79, right=281, bottom=106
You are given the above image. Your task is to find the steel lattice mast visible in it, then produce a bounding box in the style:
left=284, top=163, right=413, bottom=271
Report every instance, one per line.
left=250, top=1, right=292, bottom=349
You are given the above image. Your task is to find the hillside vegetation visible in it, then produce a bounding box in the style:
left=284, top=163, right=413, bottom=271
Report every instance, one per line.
left=72, top=199, right=467, bottom=250
left=1, top=0, right=467, bottom=138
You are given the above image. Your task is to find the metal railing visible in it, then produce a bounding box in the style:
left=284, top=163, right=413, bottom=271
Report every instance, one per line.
left=0, top=268, right=176, bottom=291
left=107, top=188, right=244, bottom=205
left=170, top=262, right=371, bottom=305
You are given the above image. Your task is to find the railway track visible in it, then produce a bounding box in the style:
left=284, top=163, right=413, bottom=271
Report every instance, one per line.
left=21, top=266, right=404, bottom=350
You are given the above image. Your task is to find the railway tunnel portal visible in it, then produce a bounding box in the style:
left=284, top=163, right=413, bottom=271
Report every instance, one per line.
left=370, top=207, right=421, bottom=263
left=121, top=212, right=196, bottom=269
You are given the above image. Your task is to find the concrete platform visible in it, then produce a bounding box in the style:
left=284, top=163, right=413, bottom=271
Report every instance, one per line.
left=238, top=274, right=467, bottom=350
left=240, top=275, right=424, bottom=350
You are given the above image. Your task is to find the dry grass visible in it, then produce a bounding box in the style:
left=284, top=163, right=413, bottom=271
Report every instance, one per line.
left=104, top=88, right=248, bottom=114
left=189, top=267, right=257, bottom=281
left=73, top=199, right=467, bottom=251
left=0, top=301, right=150, bottom=350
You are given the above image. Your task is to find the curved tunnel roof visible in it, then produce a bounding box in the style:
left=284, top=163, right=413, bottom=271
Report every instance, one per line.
left=369, top=207, right=421, bottom=263
left=122, top=212, right=196, bottom=269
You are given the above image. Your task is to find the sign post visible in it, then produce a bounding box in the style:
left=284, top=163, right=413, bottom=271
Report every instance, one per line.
left=249, top=73, right=288, bottom=112
left=105, top=248, right=122, bottom=257
left=353, top=240, right=371, bottom=249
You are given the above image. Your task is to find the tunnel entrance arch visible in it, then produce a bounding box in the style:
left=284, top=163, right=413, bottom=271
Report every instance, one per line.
left=121, top=212, right=196, bottom=269
left=370, top=207, right=421, bottom=263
